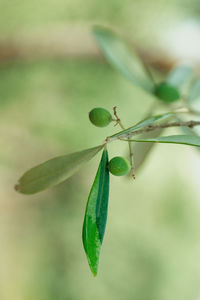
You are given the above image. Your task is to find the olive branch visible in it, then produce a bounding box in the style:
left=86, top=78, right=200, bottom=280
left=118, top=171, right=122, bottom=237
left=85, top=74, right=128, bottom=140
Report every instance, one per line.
left=14, top=26, right=200, bottom=276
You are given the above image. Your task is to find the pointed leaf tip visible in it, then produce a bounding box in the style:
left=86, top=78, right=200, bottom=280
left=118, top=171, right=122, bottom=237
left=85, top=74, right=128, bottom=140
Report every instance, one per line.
left=15, top=145, right=104, bottom=194
left=93, top=26, right=154, bottom=93
left=14, top=184, right=19, bottom=191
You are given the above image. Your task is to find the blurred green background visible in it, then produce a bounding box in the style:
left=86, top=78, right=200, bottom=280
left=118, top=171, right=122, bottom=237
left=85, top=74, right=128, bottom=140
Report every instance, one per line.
left=1, top=0, right=200, bottom=299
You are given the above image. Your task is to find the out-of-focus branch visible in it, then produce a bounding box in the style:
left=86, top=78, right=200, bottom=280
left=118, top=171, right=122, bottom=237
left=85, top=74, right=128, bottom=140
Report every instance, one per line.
left=0, top=26, right=178, bottom=72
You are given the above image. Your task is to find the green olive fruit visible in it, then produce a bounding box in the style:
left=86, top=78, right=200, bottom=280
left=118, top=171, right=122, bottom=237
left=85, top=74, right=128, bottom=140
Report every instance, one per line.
left=154, top=82, right=180, bottom=103
left=108, top=156, right=131, bottom=176
left=89, top=108, right=112, bottom=127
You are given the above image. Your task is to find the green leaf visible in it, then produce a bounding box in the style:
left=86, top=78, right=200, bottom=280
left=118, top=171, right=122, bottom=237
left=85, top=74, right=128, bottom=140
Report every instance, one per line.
left=15, top=145, right=104, bottom=194
left=177, top=116, right=200, bottom=153
left=126, top=135, right=200, bottom=147
left=93, top=26, right=154, bottom=93
left=82, top=149, right=109, bottom=276
left=166, top=65, right=193, bottom=88
left=133, top=129, right=163, bottom=171
left=108, top=112, right=173, bottom=140
left=176, top=116, right=197, bottom=136
left=188, top=77, right=200, bottom=102
left=133, top=113, right=174, bottom=169
left=187, top=77, right=200, bottom=110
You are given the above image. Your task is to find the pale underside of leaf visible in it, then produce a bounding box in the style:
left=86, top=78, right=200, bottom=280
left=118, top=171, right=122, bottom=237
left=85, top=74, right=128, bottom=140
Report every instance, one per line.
left=187, top=77, right=200, bottom=111
left=133, top=129, right=163, bottom=171
left=93, top=26, right=154, bottom=93
left=109, top=112, right=173, bottom=140
left=188, top=77, right=200, bottom=102
left=125, top=135, right=200, bottom=147
left=15, top=145, right=104, bottom=194
left=132, top=113, right=175, bottom=170
left=177, top=116, right=200, bottom=152
left=166, top=65, right=193, bottom=88
left=82, top=149, right=109, bottom=276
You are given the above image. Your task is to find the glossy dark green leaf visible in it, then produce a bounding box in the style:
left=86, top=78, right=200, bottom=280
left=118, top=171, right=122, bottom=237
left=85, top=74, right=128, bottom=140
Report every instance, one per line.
left=15, top=145, right=104, bottom=194
left=93, top=26, right=154, bottom=93
left=126, top=135, right=200, bottom=147
left=166, top=65, right=193, bottom=88
left=82, top=149, right=109, bottom=276
left=108, top=112, right=173, bottom=141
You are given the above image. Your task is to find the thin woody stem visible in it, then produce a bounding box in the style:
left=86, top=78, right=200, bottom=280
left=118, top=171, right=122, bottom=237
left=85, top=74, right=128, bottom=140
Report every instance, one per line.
left=112, top=107, right=135, bottom=179
left=106, top=120, right=200, bottom=143
left=127, top=141, right=135, bottom=179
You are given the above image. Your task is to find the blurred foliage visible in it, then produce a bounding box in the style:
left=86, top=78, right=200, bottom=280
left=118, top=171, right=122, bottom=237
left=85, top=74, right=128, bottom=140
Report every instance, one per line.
left=1, top=0, right=200, bottom=299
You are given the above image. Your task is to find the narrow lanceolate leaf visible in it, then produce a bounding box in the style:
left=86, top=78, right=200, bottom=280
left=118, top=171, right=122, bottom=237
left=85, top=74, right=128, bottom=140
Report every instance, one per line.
left=15, top=145, right=104, bottom=194
left=133, top=129, right=163, bottom=171
left=108, top=112, right=173, bottom=141
left=93, top=26, right=154, bottom=93
left=188, top=77, right=200, bottom=102
left=82, top=149, right=109, bottom=276
left=187, top=77, right=200, bottom=110
left=176, top=116, right=198, bottom=136
left=125, top=135, right=200, bottom=147
left=166, top=65, right=193, bottom=88
left=177, top=116, right=200, bottom=153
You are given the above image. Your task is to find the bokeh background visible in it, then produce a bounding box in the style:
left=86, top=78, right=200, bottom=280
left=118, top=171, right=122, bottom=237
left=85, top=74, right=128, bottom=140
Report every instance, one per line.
left=1, top=0, right=200, bottom=299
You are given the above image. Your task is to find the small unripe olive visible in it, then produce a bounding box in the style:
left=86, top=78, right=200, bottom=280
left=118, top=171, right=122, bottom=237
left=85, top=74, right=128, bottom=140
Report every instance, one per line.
left=89, top=108, right=112, bottom=127
left=154, top=82, right=180, bottom=103
left=108, top=156, right=131, bottom=176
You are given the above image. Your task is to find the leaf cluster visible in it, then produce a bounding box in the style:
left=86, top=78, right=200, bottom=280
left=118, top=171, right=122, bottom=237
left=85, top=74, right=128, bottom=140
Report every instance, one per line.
left=15, top=26, right=200, bottom=276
